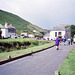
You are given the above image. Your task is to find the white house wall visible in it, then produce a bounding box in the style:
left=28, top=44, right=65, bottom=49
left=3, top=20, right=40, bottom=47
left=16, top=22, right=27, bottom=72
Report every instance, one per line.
left=50, top=31, right=55, bottom=40
left=8, top=33, right=16, bottom=38
left=28, top=34, right=35, bottom=38
left=1, top=28, right=8, bottom=38
left=50, top=31, right=65, bottom=40
left=61, top=31, right=65, bottom=38
left=0, top=23, right=17, bottom=38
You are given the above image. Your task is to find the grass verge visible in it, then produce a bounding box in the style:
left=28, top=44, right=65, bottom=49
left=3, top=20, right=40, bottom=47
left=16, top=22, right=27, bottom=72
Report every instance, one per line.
left=0, top=41, right=54, bottom=62
left=59, top=47, right=75, bottom=75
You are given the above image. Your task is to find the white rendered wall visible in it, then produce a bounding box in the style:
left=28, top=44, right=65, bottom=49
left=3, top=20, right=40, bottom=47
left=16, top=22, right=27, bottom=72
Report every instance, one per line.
left=1, top=28, right=8, bottom=38
left=8, top=33, right=16, bottom=38
left=61, top=31, right=65, bottom=38
left=50, top=31, right=56, bottom=40
left=50, top=31, right=65, bottom=40
left=28, top=34, right=35, bottom=38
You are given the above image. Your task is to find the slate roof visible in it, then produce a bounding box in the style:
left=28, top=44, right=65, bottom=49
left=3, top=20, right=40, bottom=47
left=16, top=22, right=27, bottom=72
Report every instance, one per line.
left=44, top=33, right=50, bottom=37
left=0, top=24, right=5, bottom=28
left=7, top=25, right=15, bottom=28
left=0, top=24, right=15, bottom=29
left=52, top=24, right=71, bottom=31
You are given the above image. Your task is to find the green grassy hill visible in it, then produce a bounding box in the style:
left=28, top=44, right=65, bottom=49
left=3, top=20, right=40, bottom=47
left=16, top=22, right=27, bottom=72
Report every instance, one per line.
left=0, top=10, right=47, bottom=35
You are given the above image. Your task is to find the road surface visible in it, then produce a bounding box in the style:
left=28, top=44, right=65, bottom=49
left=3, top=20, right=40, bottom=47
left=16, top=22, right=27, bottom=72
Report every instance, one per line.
left=0, top=43, right=74, bottom=75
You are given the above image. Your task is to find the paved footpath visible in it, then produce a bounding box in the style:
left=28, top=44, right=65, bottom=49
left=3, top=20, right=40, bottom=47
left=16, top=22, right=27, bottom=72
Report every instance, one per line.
left=0, top=43, right=75, bottom=75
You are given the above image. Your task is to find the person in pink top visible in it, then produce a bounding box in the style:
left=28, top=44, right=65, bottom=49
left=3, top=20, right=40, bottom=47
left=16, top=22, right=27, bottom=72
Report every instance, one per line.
left=59, top=38, right=62, bottom=43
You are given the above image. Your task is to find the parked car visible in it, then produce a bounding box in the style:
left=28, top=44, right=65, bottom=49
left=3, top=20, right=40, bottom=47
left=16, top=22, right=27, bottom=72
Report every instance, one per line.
left=73, top=35, right=75, bottom=44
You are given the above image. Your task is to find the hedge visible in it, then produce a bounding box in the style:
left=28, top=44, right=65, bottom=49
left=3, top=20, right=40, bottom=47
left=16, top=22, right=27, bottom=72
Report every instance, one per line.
left=0, top=38, right=50, bottom=52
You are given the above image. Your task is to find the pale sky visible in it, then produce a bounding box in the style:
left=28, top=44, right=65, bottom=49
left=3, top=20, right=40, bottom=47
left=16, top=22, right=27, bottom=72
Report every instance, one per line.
left=0, top=0, right=75, bottom=29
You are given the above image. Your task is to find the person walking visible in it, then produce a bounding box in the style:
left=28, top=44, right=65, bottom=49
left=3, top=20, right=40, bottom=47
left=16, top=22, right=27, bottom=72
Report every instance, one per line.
left=55, top=37, right=59, bottom=50
left=59, top=38, right=62, bottom=45
left=71, top=37, right=73, bottom=45
left=63, top=37, right=66, bottom=45
left=68, top=38, right=71, bottom=45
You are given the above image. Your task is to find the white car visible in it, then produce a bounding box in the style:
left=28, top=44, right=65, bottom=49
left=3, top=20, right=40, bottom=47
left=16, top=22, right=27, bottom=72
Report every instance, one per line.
left=73, top=35, right=75, bottom=44
left=73, top=38, right=75, bottom=44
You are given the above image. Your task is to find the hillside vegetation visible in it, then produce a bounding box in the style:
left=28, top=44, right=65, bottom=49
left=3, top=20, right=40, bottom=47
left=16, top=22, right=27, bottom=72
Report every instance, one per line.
left=0, top=10, right=47, bottom=35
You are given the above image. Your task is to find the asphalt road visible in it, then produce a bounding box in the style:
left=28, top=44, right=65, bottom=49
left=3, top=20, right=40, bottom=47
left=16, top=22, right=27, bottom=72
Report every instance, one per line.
left=0, top=43, right=74, bottom=75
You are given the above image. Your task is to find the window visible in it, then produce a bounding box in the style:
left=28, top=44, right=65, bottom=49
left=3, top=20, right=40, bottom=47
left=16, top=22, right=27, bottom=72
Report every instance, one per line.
left=58, top=32, right=61, bottom=35
left=55, top=32, right=57, bottom=37
left=8, top=28, right=16, bottom=33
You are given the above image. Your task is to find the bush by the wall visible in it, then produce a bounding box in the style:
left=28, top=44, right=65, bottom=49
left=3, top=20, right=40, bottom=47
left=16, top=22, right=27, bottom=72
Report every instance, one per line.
left=0, top=39, right=50, bottom=52
left=0, top=46, right=5, bottom=52
left=0, top=39, right=39, bottom=52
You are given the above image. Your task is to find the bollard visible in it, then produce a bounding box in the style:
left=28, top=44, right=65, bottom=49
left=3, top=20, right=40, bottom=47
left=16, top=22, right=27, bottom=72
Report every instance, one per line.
left=66, top=56, right=69, bottom=59
left=43, top=47, right=44, bottom=50
left=31, top=50, right=33, bottom=55
left=55, top=70, right=60, bottom=75
left=69, top=50, right=71, bottom=53
left=8, top=55, right=11, bottom=60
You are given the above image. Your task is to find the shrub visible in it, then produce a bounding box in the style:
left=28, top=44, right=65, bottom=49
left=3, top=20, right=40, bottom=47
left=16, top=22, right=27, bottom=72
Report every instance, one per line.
left=70, top=25, right=75, bottom=38
left=16, top=43, right=20, bottom=49
left=21, top=46, right=27, bottom=49
left=0, top=46, right=5, bottom=52
left=0, top=38, right=50, bottom=52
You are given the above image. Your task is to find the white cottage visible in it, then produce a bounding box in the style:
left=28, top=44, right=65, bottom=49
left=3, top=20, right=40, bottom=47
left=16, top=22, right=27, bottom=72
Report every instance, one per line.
left=28, top=34, right=35, bottom=38
left=50, top=24, right=66, bottom=40
left=0, top=23, right=16, bottom=38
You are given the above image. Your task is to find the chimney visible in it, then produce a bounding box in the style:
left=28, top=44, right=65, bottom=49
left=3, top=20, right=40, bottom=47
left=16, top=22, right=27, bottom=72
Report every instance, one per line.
left=9, top=24, right=12, bottom=27
left=5, top=22, right=8, bottom=28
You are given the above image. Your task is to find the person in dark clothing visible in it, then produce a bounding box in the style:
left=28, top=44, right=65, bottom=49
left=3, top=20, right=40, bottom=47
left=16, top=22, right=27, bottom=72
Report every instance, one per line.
left=71, top=37, right=73, bottom=45
left=63, top=37, right=66, bottom=45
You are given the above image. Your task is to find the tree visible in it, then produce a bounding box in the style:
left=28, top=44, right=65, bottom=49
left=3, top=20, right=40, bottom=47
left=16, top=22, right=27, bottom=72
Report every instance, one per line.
left=70, top=25, right=75, bottom=38
left=0, top=29, right=2, bottom=38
